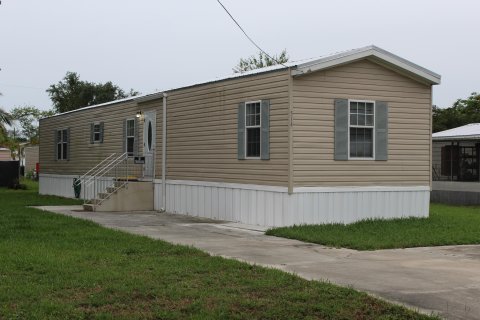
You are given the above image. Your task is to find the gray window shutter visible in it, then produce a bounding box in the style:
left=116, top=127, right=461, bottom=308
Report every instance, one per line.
left=237, top=102, right=246, bottom=160
left=123, top=119, right=127, bottom=153
left=261, top=99, right=270, bottom=160
left=90, top=123, right=94, bottom=144
left=100, top=122, right=104, bottom=143
left=334, top=99, right=349, bottom=160
left=375, top=101, right=388, bottom=160
left=54, top=130, right=58, bottom=161
left=66, top=128, right=71, bottom=161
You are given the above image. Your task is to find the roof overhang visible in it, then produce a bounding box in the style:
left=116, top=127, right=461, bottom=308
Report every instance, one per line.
left=291, top=45, right=441, bottom=85
left=433, top=135, right=480, bottom=141
left=133, top=91, right=165, bottom=104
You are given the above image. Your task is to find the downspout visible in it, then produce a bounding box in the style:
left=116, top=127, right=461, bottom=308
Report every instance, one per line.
left=162, top=93, right=168, bottom=211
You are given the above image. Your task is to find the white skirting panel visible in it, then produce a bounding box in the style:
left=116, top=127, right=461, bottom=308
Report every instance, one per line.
left=154, top=180, right=430, bottom=227
left=39, top=174, right=429, bottom=226
left=39, top=174, right=114, bottom=200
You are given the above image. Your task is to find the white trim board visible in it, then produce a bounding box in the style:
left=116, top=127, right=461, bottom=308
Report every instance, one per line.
left=153, top=178, right=429, bottom=194
left=153, top=179, right=288, bottom=193
left=291, top=45, right=441, bottom=85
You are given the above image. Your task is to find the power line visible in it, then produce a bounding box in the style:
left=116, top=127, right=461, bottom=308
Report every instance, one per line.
left=215, top=0, right=288, bottom=68
left=0, top=83, right=44, bottom=90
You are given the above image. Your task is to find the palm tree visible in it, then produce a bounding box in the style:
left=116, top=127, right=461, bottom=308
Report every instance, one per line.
left=0, top=92, right=12, bottom=138
left=0, top=108, right=11, bottom=141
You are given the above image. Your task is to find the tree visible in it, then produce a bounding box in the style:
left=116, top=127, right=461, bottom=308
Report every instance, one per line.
left=433, top=92, right=480, bottom=132
left=10, top=106, right=55, bottom=144
left=233, top=50, right=289, bottom=73
left=46, top=72, right=140, bottom=113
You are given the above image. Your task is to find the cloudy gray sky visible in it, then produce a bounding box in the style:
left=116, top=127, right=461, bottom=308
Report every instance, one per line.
left=0, top=0, right=478, bottom=112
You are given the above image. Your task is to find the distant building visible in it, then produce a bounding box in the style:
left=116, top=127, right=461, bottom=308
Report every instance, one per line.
left=432, top=123, right=480, bottom=204
left=0, top=147, right=12, bottom=161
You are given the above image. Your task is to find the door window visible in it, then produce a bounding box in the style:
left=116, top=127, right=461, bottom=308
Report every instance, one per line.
left=147, top=120, right=153, bottom=151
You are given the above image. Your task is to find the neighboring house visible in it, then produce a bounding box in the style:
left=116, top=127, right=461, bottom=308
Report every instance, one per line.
left=0, top=147, right=12, bottom=161
left=432, top=123, right=480, bottom=204
left=24, top=145, right=39, bottom=175
left=39, top=45, right=441, bottom=227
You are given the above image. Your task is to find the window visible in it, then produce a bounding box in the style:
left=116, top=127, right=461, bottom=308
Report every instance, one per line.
left=93, top=123, right=101, bottom=142
left=56, top=129, right=69, bottom=160
left=126, top=119, right=135, bottom=156
left=334, top=99, right=387, bottom=161
left=245, top=101, right=261, bottom=158
left=238, top=99, right=270, bottom=160
left=90, top=122, right=104, bottom=144
left=349, top=101, right=374, bottom=158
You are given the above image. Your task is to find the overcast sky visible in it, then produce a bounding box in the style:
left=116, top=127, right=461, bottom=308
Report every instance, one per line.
left=0, top=0, right=478, bottom=112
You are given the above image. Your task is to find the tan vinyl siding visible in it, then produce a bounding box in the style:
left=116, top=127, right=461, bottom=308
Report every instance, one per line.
left=163, top=70, right=290, bottom=186
left=292, top=59, right=432, bottom=187
left=39, top=100, right=162, bottom=176
left=39, top=69, right=290, bottom=187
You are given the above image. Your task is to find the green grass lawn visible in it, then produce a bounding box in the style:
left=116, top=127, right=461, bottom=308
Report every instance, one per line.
left=266, top=203, right=480, bottom=250
left=0, top=181, right=436, bottom=319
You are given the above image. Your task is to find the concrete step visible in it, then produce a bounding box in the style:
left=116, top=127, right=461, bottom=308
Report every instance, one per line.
left=106, top=187, right=116, bottom=193
left=83, top=203, right=94, bottom=211
left=86, top=198, right=103, bottom=205
left=98, top=192, right=110, bottom=199
left=113, top=181, right=128, bottom=188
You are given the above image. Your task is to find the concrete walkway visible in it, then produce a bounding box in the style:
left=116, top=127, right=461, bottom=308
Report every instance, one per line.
left=36, top=206, right=480, bottom=320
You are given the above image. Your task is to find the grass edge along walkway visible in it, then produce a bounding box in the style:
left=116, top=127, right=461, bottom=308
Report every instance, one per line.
left=266, top=203, right=480, bottom=250
left=0, top=182, right=437, bottom=319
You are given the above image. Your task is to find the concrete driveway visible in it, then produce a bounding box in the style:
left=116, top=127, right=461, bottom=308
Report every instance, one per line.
left=37, top=206, right=480, bottom=320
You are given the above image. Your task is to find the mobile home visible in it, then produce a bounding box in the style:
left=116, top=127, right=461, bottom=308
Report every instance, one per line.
left=39, top=45, right=441, bottom=227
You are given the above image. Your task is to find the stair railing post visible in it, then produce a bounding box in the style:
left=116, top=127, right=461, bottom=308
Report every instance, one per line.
left=93, top=174, right=96, bottom=211
left=126, top=154, right=129, bottom=189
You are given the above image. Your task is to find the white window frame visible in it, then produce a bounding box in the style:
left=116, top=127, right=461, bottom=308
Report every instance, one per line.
left=347, top=99, right=375, bottom=160
left=56, top=128, right=68, bottom=160
left=245, top=100, right=262, bottom=160
left=92, top=122, right=102, bottom=143
left=125, top=118, right=135, bottom=157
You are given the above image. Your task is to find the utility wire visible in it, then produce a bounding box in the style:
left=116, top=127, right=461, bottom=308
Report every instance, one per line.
left=0, top=83, right=44, bottom=90
left=216, top=0, right=288, bottom=68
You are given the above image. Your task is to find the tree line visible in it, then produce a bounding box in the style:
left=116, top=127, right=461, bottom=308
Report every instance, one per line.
left=432, top=92, right=480, bottom=133
left=0, top=72, right=139, bottom=148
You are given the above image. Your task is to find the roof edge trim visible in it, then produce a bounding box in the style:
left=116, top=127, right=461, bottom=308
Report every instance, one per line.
left=291, top=45, right=441, bottom=85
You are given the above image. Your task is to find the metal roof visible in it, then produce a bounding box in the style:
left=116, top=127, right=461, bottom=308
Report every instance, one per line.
left=432, top=123, right=480, bottom=141
left=42, top=45, right=440, bottom=120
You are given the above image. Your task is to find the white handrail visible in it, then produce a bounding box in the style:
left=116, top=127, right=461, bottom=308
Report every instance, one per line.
left=75, top=153, right=116, bottom=186
left=76, top=152, right=130, bottom=210
left=83, top=153, right=127, bottom=187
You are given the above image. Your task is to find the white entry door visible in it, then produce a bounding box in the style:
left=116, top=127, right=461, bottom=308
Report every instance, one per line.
left=143, top=111, right=156, bottom=179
